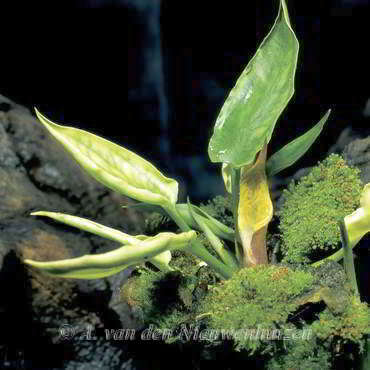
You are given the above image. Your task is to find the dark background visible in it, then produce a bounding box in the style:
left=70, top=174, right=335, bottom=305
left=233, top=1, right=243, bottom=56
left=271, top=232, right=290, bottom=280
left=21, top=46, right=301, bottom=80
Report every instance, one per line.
left=1, top=0, right=370, bottom=201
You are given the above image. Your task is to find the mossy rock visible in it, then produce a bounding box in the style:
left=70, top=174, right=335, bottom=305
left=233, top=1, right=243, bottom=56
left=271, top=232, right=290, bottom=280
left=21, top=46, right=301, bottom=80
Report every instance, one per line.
left=196, top=262, right=369, bottom=367
left=122, top=254, right=369, bottom=369
left=279, top=154, right=363, bottom=264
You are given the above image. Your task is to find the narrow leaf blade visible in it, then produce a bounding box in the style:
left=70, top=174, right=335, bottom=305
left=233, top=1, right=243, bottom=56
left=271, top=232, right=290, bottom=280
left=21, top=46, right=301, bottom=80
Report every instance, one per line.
left=31, top=211, right=145, bottom=245
left=176, top=203, right=235, bottom=242
left=187, top=199, right=238, bottom=269
left=35, top=109, right=178, bottom=206
left=31, top=211, right=173, bottom=273
left=24, top=231, right=196, bottom=279
left=266, top=109, right=331, bottom=177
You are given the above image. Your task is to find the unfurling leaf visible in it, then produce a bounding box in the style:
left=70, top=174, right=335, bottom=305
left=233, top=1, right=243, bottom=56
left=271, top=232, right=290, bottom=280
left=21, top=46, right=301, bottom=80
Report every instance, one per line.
left=313, top=183, right=370, bottom=267
left=35, top=109, right=178, bottom=206
left=344, top=183, right=370, bottom=248
left=266, top=109, right=331, bottom=177
left=24, top=230, right=196, bottom=279
left=208, top=0, right=299, bottom=168
left=238, top=143, right=273, bottom=266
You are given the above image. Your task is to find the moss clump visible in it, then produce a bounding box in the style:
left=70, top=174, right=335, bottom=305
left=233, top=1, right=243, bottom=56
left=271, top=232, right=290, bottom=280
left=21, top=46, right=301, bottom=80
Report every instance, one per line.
left=200, top=195, right=234, bottom=228
left=122, top=251, right=220, bottom=331
left=279, top=154, right=362, bottom=264
left=197, top=265, right=315, bottom=353
left=123, top=269, right=196, bottom=328
left=311, top=296, right=370, bottom=349
left=267, top=335, right=331, bottom=370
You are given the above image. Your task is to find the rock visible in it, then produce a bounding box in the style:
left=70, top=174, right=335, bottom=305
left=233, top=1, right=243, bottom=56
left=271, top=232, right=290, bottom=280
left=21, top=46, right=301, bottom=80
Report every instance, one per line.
left=0, top=95, right=144, bottom=369
left=343, top=137, right=370, bottom=184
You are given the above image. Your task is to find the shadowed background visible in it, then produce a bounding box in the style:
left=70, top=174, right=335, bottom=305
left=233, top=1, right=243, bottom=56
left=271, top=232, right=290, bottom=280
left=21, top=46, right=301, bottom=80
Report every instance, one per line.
left=1, top=0, right=370, bottom=202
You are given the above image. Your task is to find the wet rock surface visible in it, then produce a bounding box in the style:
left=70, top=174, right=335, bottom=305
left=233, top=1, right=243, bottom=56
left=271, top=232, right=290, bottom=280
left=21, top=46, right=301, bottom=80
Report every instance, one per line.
left=0, top=95, right=144, bottom=369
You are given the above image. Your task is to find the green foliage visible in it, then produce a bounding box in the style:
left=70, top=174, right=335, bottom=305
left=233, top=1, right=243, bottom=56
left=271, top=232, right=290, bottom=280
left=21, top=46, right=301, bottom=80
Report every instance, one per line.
left=311, top=296, right=370, bottom=349
left=279, top=154, right=362, bottom=263
left=200, top=195, right=234, bottom=228
left=197, top=265, right=314, bottom=353
left=267, top=336, right=331, bottom=370
left=208, top=0, right=299, bottom=168
left=123, top=252, right=219, bottom=330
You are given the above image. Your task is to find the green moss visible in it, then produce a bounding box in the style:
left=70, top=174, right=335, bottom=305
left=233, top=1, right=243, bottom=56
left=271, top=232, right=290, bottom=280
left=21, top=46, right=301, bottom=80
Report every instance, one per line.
left=279, top=154, right=362, bottom=264
left=311, top=296, right=370, bottom=349
left=197, top=265, right=315, bottom=353
left=200, top=195, right=234, bottom=228
left=123, top=251, right=219, bottom=331
left=267, top=335, right=331, bottom=370
left=144, top=212, right=173, bottom=236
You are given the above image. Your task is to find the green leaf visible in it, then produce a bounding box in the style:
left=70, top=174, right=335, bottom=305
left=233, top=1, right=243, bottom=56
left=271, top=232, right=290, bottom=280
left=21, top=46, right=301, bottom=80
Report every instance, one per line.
left=187, top=198, right=238, bottom=269
left=344, top=183, right=370, bottom=249
left=35, top=109, right=178, bottom=206
left=123, top=203, right=235, bottom=242
left=31, top=211, right=148, bottom=244
left=313, top=183, right=370, bottom=267
left=31, top=211, right=172, bottom=273
left=176, top=204, right=235, bottom=242
left=24, top=230, right=196, bottom=279
left=208, top=0, right=299, bottom=168
left=340, top=220, right=359, bottom=296
left=266, top=109, right=331, bottom=177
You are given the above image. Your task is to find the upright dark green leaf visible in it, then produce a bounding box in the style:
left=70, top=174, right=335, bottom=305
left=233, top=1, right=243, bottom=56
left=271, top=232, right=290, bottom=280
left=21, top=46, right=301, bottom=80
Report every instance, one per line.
left=208, top=0, right=299, bottom=168
left=266, top=109, right=331, bottom=177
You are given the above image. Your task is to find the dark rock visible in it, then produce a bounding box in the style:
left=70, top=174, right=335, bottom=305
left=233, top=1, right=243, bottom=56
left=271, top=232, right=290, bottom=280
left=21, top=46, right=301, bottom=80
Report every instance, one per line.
left=0, top=95, right=144, bottom=369
left=343, top=137, right=370, bottom=184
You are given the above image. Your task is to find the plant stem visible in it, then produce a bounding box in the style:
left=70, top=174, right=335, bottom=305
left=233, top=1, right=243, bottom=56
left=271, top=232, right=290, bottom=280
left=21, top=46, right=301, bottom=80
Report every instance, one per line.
left=339, top=220, right=359, bottom=296
left=163, top=204, right=234, bottom=279
left=231, top=167, right=242, bottom=264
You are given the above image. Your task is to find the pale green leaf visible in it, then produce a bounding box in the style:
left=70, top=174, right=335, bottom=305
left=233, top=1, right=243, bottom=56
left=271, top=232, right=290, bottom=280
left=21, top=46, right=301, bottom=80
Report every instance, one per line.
left=266, top=109, right=331, bottom=177
left=313, top=183, right=370, bottom=267
left=35, top=109, right=178, bottom=206
left=31, top=211, right=171, bottom=273
left=208, top=0, right=299, bottom=168
left=31, top=211, right=147, bottom=244
left=344, top=183, right=370, bottom=248
left=24, top=230, right=196, bottom=279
